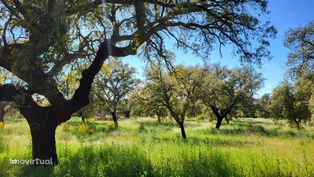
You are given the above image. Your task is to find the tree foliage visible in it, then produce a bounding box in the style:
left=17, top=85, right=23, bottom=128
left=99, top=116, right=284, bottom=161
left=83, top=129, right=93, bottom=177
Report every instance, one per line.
left=284, top=22, right=314, bottom=124
left=145, top=64, right=202, bottom=138
left=0, top=0, right=276, bottom=164
left=255, top=94, right=271, bottom=118
left=133, top=85, right=168, bottom=121
left=198, top=64, right=262, bottom=129
left=93, top=58, right=140, bottom=128
left=285, top=21, right=314, bottom=78
left=271, top=81, right=311, bottom=128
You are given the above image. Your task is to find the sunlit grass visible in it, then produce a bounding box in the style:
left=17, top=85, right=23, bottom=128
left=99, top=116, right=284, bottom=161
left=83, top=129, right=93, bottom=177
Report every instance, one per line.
left=0, top=116, right=313, bottom=177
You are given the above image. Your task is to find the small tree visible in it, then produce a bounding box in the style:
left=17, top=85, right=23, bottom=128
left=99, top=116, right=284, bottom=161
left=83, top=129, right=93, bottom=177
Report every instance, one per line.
left=119, top=98, right=133, bottom=119
left=146, top=64, right=202, bottom=139
left=134, top=86, right=168, bottom=123
left=198, top=65, right=262, bottom=129
left=255, top=94, right=272, bottom=118
left=94, top=59, right=140, bottom=129
left=271, top=81, right=310, bottom=128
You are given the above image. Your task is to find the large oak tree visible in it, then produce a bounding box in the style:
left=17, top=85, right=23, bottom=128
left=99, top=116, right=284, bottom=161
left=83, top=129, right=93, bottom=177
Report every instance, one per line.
left=0, top=0, right=275, bottom=164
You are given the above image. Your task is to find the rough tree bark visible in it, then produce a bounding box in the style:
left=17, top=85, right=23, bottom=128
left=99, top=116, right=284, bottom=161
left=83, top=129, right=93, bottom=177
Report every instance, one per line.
left=19, top=96, right=62, bottom=165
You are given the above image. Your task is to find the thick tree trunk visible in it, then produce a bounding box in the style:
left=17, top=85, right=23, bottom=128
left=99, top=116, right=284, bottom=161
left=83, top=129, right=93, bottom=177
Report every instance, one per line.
left=0, top=103, right=4, bottom=123
left=111, top=110, right=118, bottom=129
left=178, top=122, right=187, bottom=139
left=29, top=122, right=58, bottom=165
left=20, top=97, right=66, bottom=166
left=215, top=116, right=223, bottom=129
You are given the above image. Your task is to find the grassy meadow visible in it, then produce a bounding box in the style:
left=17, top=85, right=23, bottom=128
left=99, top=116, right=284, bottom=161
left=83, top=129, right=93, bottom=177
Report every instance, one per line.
left=0, top=116, right=313, bottom=177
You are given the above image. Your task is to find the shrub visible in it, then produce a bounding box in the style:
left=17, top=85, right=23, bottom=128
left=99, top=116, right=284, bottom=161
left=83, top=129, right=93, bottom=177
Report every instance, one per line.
left=76, top=123, right=94, bottom=135
left=61, top=123, right=70, bottom=132
left=0, top=122, right=4, bottom=130
left=195, top=114, right=206, bottom=122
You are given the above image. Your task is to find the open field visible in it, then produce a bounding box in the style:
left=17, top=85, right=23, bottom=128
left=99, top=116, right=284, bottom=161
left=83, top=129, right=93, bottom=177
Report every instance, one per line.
left=0, top=117, right=314, bottom=177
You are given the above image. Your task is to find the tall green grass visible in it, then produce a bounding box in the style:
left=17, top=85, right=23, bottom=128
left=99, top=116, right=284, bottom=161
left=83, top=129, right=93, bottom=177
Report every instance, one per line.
left=0, top=117, right=313, bottom=177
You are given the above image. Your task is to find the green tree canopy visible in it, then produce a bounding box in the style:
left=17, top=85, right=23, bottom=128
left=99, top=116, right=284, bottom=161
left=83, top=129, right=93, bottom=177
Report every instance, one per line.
left=198, top=64, right=263, bottom=129
left=271, top=81, right=311, bottom=128
left=145, top=64, right=203, bottom=138
left=93, top=58, right=140, bottom=128
left=284, top=21, right=314, bottom=124
left=0, top=0, right=276, bottom=165
left=285, top=21, right=314, bottom=78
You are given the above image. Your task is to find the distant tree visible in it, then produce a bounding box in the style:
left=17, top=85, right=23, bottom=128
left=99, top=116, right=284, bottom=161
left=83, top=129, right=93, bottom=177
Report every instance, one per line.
left=294, top=77, right=313, bottom=124
left=74, top=100, right=100, bottom=124
left=186, top=100, right=205, bottom=118
left=146, top=64, right=202, bottom=139
left=119, top=90, right=142, bottom=119
left=271, top=82, right=295, bottom=125
left=198, top=65, right=262, bottom=129
left=134, top=85, right=168, bottom=123
left=255, top=94, right=271, bottom=118
left=94, top=59, right=140, bottom=129
left=119, top=98, right=132, bottom=119
left=271, top=81, right=310, bottom=128
left=284, top=21, right=314, bottom=122
left=235, top=97, right=258, bottom=118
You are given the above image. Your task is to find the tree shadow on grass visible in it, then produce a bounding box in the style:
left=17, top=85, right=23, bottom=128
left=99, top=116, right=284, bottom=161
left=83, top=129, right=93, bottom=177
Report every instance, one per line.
left=136, top=120, right=177, bottom=127
left=148, top=135, right=253, bottom=148
left=136, top=120, right=200, bottom=130
left=55, top=146, right=154, bottom=177
left=19, top=166, right=54, bottom=177
left=199, top=123, right=305, bottom=138
left=18, top=146, right=245, bottom=177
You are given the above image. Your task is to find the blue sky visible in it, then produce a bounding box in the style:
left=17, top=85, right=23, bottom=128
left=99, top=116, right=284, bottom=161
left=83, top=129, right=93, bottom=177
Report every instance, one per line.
left=124, top=0, right=314, bottom=98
